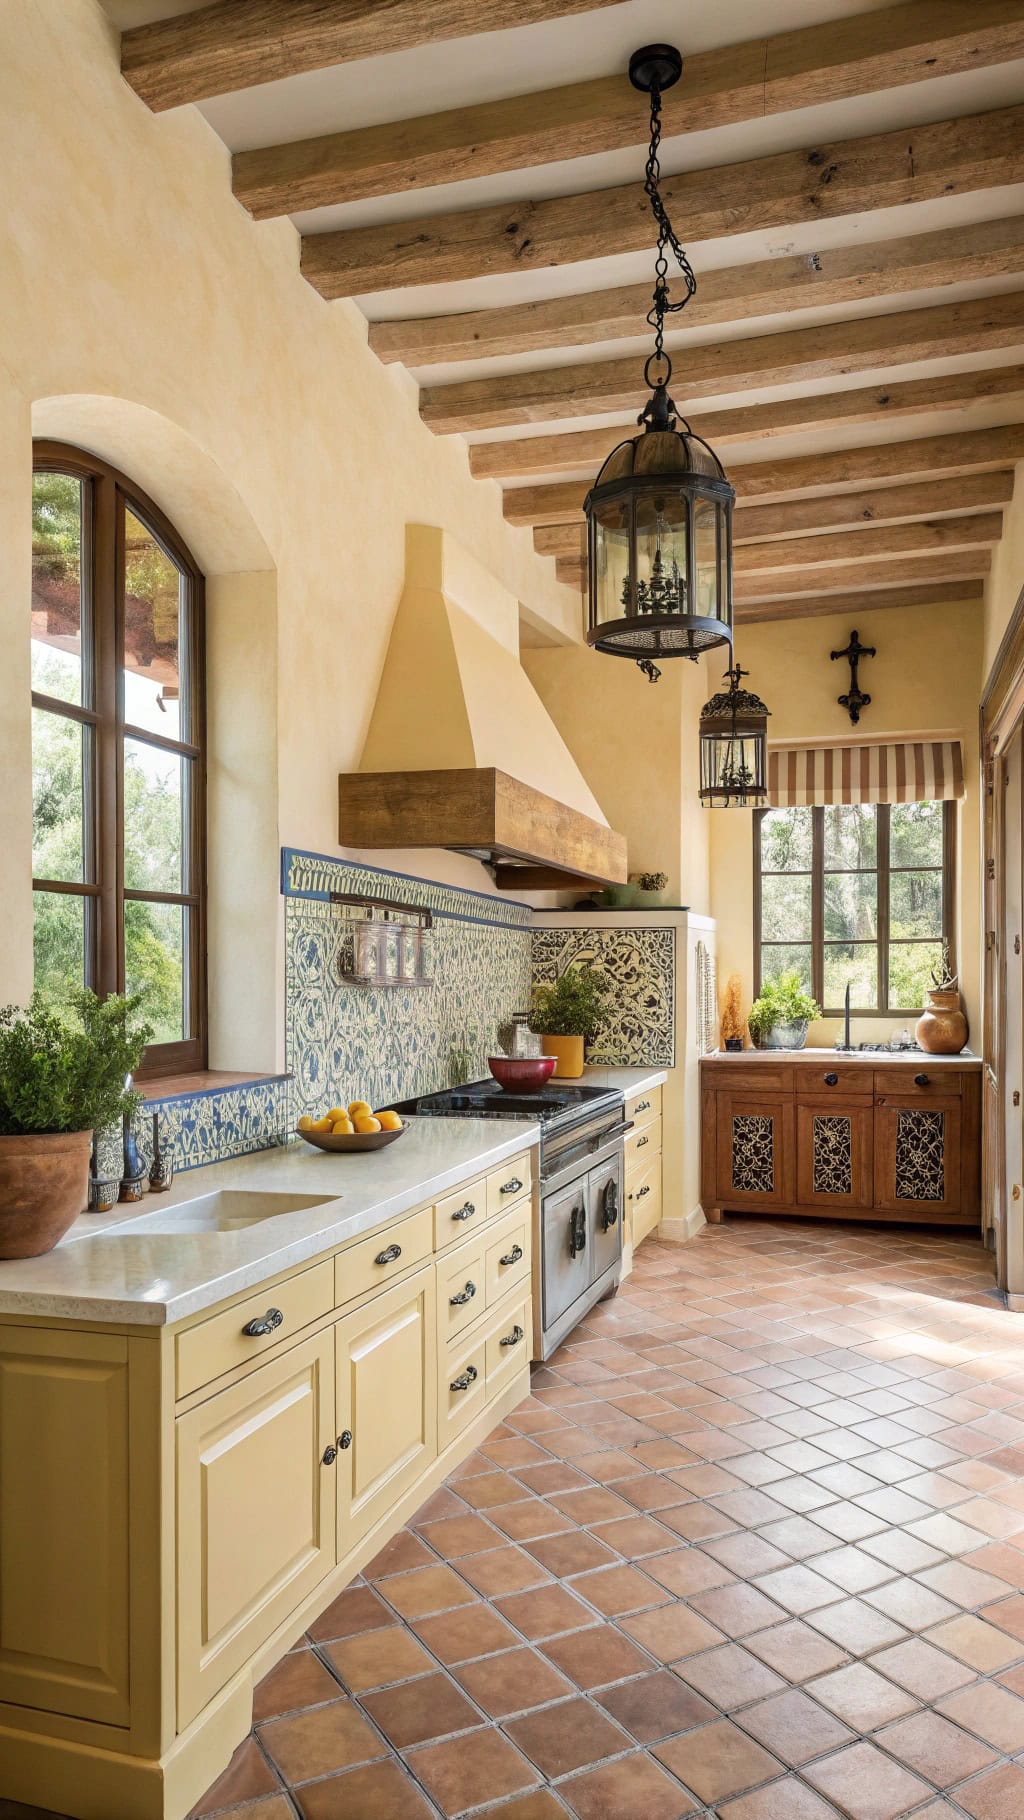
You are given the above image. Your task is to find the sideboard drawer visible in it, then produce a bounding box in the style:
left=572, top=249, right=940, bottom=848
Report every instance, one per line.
left=176, top=1260, right=334, bottom=1399
left=702, top=1062, right=794, bottom=1095
left=486, top=1297, right=531, bottom=1396
left=336, top=1206, right=433, bottom=1308
left=626, top=1119, right=662, bottom=1174
left=485, top=1203, right=532, bottom=1304
left=440, top=1333, right=487, bottom=1445
left=434, top=1177, right=487, bottom=1250
left=626, top=1084, right=662, bottom=1125
left=796, top=1065, right=873, bottom=1099
left=874, top=1067, right=963, bottom=1097
left=486, top=1152, right=533, bottom=1217
left=437, top=1234, right=488, bottom=1344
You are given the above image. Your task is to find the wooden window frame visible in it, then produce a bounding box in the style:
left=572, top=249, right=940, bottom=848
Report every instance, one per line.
left=31, top=441, right=207, bottom=1079
left=753, top=800, right=956, bottom=1017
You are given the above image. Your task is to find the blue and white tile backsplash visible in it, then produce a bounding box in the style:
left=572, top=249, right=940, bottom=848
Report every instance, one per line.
left=530, top=925, right=677, bottom=1068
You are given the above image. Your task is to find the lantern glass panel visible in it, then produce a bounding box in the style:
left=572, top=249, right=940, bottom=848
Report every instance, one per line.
left=694, top=495, right=719, bottom=619
left=635, top=492, right=686, bottom=618
left=593, top=497, right=630, bottom=629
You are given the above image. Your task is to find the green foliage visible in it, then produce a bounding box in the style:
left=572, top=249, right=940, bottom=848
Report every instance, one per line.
left=0, top=992, right=152, bottom=1137
left=531, top=965, right=610, bottom=1038
left=636, top=871, right=668, bottom=892
left=748, top=971, right=822, bottom=1043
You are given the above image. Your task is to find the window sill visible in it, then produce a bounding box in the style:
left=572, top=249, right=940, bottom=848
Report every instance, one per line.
left=138, top=1069, right=290, bottom=1105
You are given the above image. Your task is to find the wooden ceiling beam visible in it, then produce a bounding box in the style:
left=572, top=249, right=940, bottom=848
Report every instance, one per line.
left=301, top=103, right=1024, bottom=298
left=120, top=0, right=616, bottom=112
left=235, top=1, right=1024, bottom=216
left=736, top=513, right=1002, bottom=573
left=373, top=217, right=1024, bottom=367
left=735, top=579, right=986, bottom=622
left=533, top=471, right=1016, bottom=558
left=507, top=423, right=1024, bottom=526
left=470, top=368, right=1024, bottom=482
left=421, top=292, right=1024, bottom=433
left=733, top=548, right=990, bottom=602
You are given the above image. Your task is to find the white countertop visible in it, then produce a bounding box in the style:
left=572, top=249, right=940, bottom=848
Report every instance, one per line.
left=0, top=1118, right=539, bottom=1328
left=579, top=1066, right=669, bottom=1094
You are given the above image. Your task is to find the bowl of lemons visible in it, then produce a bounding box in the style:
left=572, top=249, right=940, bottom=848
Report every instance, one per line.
left=295, top=1101, right=406, bottom=1152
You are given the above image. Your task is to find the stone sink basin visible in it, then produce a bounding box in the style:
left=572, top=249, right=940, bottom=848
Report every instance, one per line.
left=112, top=1189, right=338, bottom=1234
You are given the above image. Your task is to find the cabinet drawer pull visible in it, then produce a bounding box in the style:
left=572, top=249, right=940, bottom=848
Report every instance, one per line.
left=449, top=1280, right=477, bottom=1306
left=824, top=1072, right=838, bottom=1086
left=499, top=1242, right=524, bottom=1267
left=501, top=1176, right=524, bottom=1196
left=637, top=1134, right=649, bottom=1148
left=914, top=1072, right=930, bottom=1086
left=242, top=1307, right=283, bottom=1337
left=451, top=1201, right=476, bottom=1222
left=374, top=1243, right=402, bottom=1266
left=500, top=1324, right=525, bottom=1348
left=450, top=1364, right=479, bottom=1393
left=321, top=1445, right=337, bottom=1466
left=636, top=1098, right=651, bottom=1113
left=637, top=1185, right=651, bottom=1199
left=337, top=1430, right=353, bottom=1450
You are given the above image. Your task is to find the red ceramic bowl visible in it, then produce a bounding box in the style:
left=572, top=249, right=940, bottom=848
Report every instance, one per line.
left=487, top=1055, right=557, bottom=1091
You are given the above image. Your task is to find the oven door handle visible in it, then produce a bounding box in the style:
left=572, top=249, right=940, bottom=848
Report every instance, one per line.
left=589, top=1118, right=634, bottom=1150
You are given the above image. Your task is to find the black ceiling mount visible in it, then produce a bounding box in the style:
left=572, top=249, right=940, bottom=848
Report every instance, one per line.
left=628, top=44, right=683, bottom=94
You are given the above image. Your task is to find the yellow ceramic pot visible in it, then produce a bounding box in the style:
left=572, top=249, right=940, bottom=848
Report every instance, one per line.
left=545, top=1034, right=585, bottom=1079
left=916, top=988, right=968, bottom=1055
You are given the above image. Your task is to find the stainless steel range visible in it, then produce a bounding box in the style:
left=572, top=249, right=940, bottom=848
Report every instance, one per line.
left=394, top=1080, right=630, bottom=1359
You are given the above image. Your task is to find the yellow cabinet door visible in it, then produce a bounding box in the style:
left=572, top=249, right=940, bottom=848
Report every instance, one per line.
left=0, top=1328, right=131, bottom=1727
left=335, top=1265, right=437, bottom=1555
left=176, top=1330, right=336, bottom=1727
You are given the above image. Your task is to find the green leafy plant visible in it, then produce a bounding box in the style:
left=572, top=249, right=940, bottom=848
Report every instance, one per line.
left=636, top=871, right=668, bottom=892
left=747, top=971, right=821, bottom=1044
left=0, top=992, right=152, bottom=1137
left=530, top=965, right=610, bottom=1039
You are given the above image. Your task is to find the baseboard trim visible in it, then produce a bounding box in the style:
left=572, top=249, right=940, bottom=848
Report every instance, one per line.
left=657, top=1207, right=707, bottom=1243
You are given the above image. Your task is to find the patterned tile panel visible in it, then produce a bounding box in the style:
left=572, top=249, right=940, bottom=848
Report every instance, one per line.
left=530, top=926, right=676, bottom=1068
left=731, top=1112, right=775, bottom=1195
left=97, top=1076, right=290, bottom=1180
left=895, top=1107, right=946, bottom=1202
left=812, top=1113, right=854, bottom=1196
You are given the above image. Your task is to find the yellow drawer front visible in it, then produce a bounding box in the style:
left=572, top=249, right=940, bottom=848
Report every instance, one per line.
left=626, top=1118, right=662, bottom=1176
left=485, top=1298, right=531, bottom=1395
left=627, top=1084, right=662, bottom=1125
left=176, top=1260, right=334, bottom=1400
left=440, top=1333, right=487, bottom=1445
left=485, top=1204, right=531, bottom=1306
left=630, top=1157, right=663, bottom=1246
left=437, top=1235, right=488, bottom=1344
left=433, top=1177, right=487, bottom=1250
left=335, top=1205, right=433, bottom=1309
left=486, top=1152, right=533, bottom=1218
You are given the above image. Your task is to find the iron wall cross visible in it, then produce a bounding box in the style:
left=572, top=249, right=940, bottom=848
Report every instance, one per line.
left=830, top=629, right=876, bottom=725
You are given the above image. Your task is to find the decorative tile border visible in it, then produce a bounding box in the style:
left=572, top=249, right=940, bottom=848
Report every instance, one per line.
left=531, top=926, right=676, bottom=1068
left=282, top=848, right=530, bottom=931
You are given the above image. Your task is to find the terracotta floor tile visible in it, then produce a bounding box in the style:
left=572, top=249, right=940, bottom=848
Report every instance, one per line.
left=205, top=1801, right=292, bottom=1820
left=862, top=1577, right=958, bottom=1631
left=451, top=1646, right=573, bottom=1719
left=513, top=1463, right=588, bottom=1497
left=188, top=1737, right=281, bottom=1816
left=306, top=1583, right=394, bottom=1643
left=458, top=1472, right=533, bottom=1510
left=689, top=1582, right=788, bottom=1638
left=805, top=1663, right=921, bottom=1730
left=614, top=1474, right=689, bottom=1511
left=802, top=1739, right=932, bottom=1819
left=618, top=1602, right=725, bottom=1663
left=494, top=1584, right=597, bottom=1641
left=757, top=1516, right=842, bottom=1559
left=293, top=1758, right=434, bottom=1818
left=924, top=1612, right=1024, bottom=1671
left=812, top=1548, right=894, bottom=1597
left=805, top=1597, right=907, bottom=1655
left=568, top=1563, right=666, bottom=1616
left=674, top=1642, right=787, bottom=1709
left=480, top=1794, right=568, bottom=1820
left=980, top=1591, right=1024, bottom=1640
left=549, top=1488, right=634, bottom=1525
left=594, top=1668, right=716, bottom=1743
left=587, top=1515, right=676, bottom=1558
left=866, top=1636, right=974, bottom=1699
left=737, top=1689, right=854, bottom=1765
left=716, top=1776, right=845, bottom=1818
left=487, top=1501, right=576, bottom=1542
left=378, top=1565, right=477, bottom=1621
left=259, top=1697, right=385, bottom=1784
left=457, top=1547, right=553, bottom=1598
left=481, top=1438, right=553, bottom=1471
left=359, top=1671, right=480, bottom=1750
left=524, top=1532, right=617, bottom=1577
left=953, top=1760, right=1024, bottom=1818
left=411, top=1603, right=520, bottom=1664
left=703, top=1532, right=793, bottom=1577
left=363, top=1529, right=436, bottom=1580
left=539, top=1623, right=652, bottom=1689
left=656, top=1499, right=739, bottom=1541
left=503, top=1695, right=630, bottom=1779
left=559, top=1751, right=695, bottom=1819
left=416, top=1514, right=502, bottom=1558
left=874, top=1708, right=995, bottom=1786
left=407, top=1727, right=539, bottom=1816
left=919, top=1560, right=1017, bottom=1608
left=321, top=1626, right=435, bottom=1694
left=937, top=1678, right=1024, bottom=1750
left=251, top=1647, right=341, bottom=1722
left=744, top=1619, right=851, bottom=1682
left=642, top=1546, right=735, bottom=1596
left=753, top=1564, right=843, bottom=1616
left=654, top=1716, right=783, bottom=1801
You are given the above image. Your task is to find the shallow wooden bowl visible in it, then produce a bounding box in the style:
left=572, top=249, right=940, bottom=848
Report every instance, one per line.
left=294, top=1125, right=406, bottom=1153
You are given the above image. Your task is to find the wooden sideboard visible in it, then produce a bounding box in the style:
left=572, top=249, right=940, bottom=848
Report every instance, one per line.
left=700, top=1052, right=981, bottom=1226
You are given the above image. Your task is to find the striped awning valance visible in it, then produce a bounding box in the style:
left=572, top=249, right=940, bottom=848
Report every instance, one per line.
left=767, top=741, right=965, bottom=807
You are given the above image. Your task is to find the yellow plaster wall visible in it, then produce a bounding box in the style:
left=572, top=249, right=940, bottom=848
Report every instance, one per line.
left=711, top=598, right=984, bottom=1048
left=1, top=0, right=581, bottom=1048
left=983, top=460, right=1024, bottom=686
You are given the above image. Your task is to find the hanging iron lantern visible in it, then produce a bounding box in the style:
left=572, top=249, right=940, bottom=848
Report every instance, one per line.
left=584, top=44, right=734, bottom=684
left=699, top=666, right=771, bottom=807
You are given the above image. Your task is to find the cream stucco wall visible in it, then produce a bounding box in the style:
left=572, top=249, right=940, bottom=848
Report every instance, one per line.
left=983, top=459, right=1024, bottom=686
left=710, top=598, right=985, bottom=1048
left=2, top=0, right=583, bottom=1059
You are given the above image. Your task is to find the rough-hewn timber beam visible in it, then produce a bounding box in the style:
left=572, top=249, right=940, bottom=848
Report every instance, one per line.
left=736, top=579, right=986, bottom=622
left=736, top=514, right=1002, bottom=573
left=734, top=548, right=990, bottom=601
left=121, top=0, right=616, bottom=112
left=421, top=293, right=1024, bottom=433
left=471, top=369, right=1024, bottom=483
left=507, top=424, right=1024, bottom=527
left=301, top=103, right=1024, bottom=298
left=372, top=217, right=1024, bottom=366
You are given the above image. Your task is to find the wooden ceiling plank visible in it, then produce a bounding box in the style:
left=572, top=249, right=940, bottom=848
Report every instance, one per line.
left=420, top=292, right=1024, bottom=432
left=471, top=368, right=1024, bottom=482
left=735, top=512, right=1003, bottom=573
left=372, top=216, right=1024, bottom=366
left=120, top=0, right=617, bottom=112
left=301, top=102, right=1024, bottom=298
left=507, top=423, right=1024, bottom=526
left=733, top=548, right=991, bottom=601
left=235, top=1, right=1024, bottom=217
left=736, top=579, right=986, bottom=621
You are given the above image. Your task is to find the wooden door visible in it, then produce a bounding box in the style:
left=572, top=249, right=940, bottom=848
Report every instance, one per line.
left=874, top=1096, right=963, bottom=1218
left=176, top=1330, right=336, bottom=1726
left=715, top=1093, right=795, bottom=1210
left=796, top=1101, right=873, bottom=1211
left=1003, top=726, right=1024, bottom=1293
left=336, top=1265, right=436, bottom=1555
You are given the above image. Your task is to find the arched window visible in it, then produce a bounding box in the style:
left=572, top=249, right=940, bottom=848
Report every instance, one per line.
left=31, top=442, right=206, bottom=1077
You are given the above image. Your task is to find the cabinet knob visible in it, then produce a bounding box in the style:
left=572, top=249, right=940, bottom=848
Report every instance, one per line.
left=501, top=1177, right=523, bottom=1196
left=914, top=1073, right=930, bottom=1087
left=321, top=1445, right=337, bottom=1466
left=451, top=1201, right=476, bottom=1222
left=449, top=1365, right=479, bottom=1393
left=637, top=1134, right=649, bottom=1147
left=242, top=1307, right=283, bottom=1338
left=824, top=1072, right=839, bottom=1086
left=636, top=1099, right=650, bottom=1113
left=374, top=1243, right=402, bottom=1266
left=637, top=1185, right=651, bottom=1199
left=337, top=1430, right=353, bottom=1450
left=500, top=1325, right=525, bottom=1348
left=499, top=1243, right=524, bottom=1266
left=449, top=1280, right=477, bottom=1307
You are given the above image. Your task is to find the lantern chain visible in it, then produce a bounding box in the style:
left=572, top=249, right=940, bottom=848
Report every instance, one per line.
left=643, top=79, right=697, bottom=381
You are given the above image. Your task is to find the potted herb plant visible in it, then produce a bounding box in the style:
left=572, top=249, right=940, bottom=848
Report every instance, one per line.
left=530, top=965, right=610, bottom=1079
left=631, top=870, right=669, bottom=906
left=747, top=972, right=821, bottom=1052
left=0, top=991, right=151, bottom=1258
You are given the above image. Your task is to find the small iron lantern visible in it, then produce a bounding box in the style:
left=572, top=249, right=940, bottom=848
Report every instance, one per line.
left=699, top=666, right=770, bottom=807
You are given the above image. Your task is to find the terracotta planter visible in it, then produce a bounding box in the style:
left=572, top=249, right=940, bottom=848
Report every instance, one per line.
left=916, top=988, right=968, bottom=1056
left=0, top=1130, right=92, bottom=1259
left=544, top=1034, right=586, bottom=1079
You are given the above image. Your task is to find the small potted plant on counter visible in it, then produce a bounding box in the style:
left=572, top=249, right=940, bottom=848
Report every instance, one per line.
left=631, top=870, right=670, bottom=906
left=916, top=940, right=968, bottom=1055
left=721, top=974, right=746, bottom=1052
left=748, top=971, right=821, bottom=1052
left=0, top=991, right=151, bottom=1258
left=530, top=964, right=610, bottom=1079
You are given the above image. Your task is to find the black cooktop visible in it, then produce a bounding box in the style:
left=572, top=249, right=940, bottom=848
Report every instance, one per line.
left=394, top=1079, right=619, bottom=1126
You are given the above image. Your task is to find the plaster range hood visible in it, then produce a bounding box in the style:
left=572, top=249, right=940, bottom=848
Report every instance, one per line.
left=339, top=527, right=627, bottom=891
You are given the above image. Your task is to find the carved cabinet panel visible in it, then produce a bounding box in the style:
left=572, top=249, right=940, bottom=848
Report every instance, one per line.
left=796, top=1102, right=874, bottom=1209
left=714, top=1094, right=795, bottom=1209
left=874, top=1096, right=963, bottom=1216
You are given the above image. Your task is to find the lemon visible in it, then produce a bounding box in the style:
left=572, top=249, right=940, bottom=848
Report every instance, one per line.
left=348, top=1099, right=372, bottom=1119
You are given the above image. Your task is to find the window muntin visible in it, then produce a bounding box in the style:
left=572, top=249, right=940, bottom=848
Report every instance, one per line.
left=755, top=800, right=953, bottom=1016
left=31, top=444, right=206, bottom=1075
